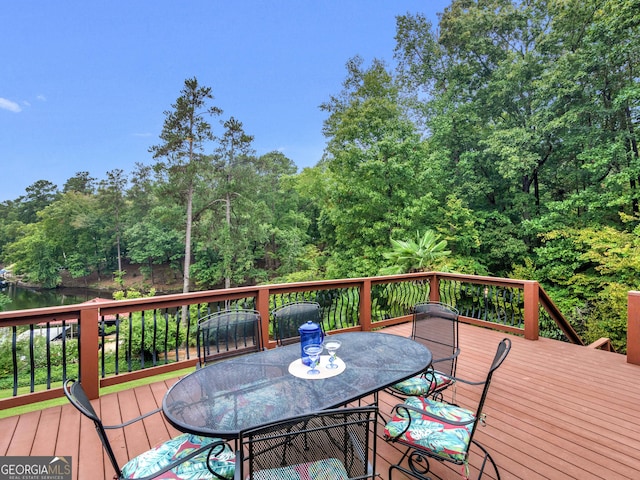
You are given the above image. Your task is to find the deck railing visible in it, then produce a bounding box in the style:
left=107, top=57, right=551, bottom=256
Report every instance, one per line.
left=0, top=272, right=610, bottom=410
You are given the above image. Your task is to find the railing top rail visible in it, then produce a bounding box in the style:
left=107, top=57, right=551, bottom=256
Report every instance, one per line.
left=538, top=284, right=584, bottom=345
left=0, top=272, right=543, bottom=327
left=366, top=271, right=533, bottom=288
left=432, top=271, right=535, bottom=288
left=0, top=306, right=84, bottom=326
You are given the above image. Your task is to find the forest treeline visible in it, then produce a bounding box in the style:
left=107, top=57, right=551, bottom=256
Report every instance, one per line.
left=0, top=0, right=639, bottom=351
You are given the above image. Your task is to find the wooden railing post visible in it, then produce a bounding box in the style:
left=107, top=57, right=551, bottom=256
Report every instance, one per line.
left=256, top=287, right=271, bottom=348
left=360, top=279, right=372, bottom=331
left=429, top=273, right=440, bottom=303
left=523, top=281, right=539, bottom=340
left=79, top=307, right=100, bottom=399
left=628, top=291, right=640, bottom=365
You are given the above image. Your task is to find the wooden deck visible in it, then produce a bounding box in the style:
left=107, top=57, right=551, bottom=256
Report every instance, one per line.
left=2, top=323, right=640, bottom=480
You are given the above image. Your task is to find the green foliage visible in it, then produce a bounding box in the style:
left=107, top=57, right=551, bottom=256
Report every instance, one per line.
left=437, top=195, right=480, bottom=257
left=476, top=212, right=530, bottom=276
left=18, top=180, right=60, bottom=224
left=536, top=225, right=640, bottom=297
left=0, top=335, right=79, bottom=389
left=113, top=270, right=126, bottom=288
left=5, top=223, right=61, bottom=288
left=584, top=283, right=629, bottom=354
left=114, top=289, right=185, bottom=360
left=379, top=230, right=451, bottom=275
left=319, top=57, right=440, bottom=278
left=0, top=293, right=10, bottom=311
left=0, top=2, right=639, bottom=354
left=125, top=212, right=184, bottom=281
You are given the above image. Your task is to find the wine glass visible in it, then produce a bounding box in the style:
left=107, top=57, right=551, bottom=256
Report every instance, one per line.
left=303, top=344, right=323, bottom=375
left=323, top=339, right=342, bottom=369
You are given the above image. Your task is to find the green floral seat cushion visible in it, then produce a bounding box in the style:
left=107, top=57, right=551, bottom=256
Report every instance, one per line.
left=121, top=433, right=235, bottom=479
left=384, top=396, right=475, bottom=463
left=391, top=370, right=454, bottom=396
left=207, top=384, right=290, bottom=430
left=250, top=458, right=349, bottom=480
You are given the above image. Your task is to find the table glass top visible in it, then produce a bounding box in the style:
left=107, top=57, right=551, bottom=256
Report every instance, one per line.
left=162, top=331, right=431, bottom=438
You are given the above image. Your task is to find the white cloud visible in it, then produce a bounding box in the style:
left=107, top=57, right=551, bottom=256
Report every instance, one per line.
left=133, top=132, right=152, bottom=137
left=0, top=98, right=22, bottom=113
left=37, top=94, right=46, bottom=101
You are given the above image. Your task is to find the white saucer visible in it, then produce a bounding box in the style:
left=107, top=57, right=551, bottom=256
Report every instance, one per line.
left=288, top=355, right=346, bottom=379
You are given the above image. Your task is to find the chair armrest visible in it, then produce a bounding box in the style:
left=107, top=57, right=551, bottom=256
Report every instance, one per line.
left=390, top=402, right=476, bottom=432
left=134, top=440, right=230, bottom=480
left=430, top=347, right=461, bottom=366
left=425, top=359, right=486, bottom=387
left=444, top=375, right=486, bottom=387
left=103, top=407, right=163, bottom=429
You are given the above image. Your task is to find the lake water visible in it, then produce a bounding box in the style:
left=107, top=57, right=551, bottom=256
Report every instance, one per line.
left=1, top=282, right=111, bottom=311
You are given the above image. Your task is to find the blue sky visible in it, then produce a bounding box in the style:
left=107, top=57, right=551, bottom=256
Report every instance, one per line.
left=1, top=1, right=449, bottom=202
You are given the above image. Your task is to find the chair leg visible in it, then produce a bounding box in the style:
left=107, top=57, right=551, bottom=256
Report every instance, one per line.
left=389, top=443, right=500, bottom=480
left=472, top=439, right=500, bottom=480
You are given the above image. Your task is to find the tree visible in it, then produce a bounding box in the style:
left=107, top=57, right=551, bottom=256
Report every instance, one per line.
left=193, top=118, right=265, bottom=288
left=18, top=180, right=59, bottom=224
left=38, top=192, right=107, bottom=282
left=125, top=215, right=183, bottom=284
left=214, top=118, right=255, bottom=229
left=2, top=191, right=108, bottom=286
left=149, top=77, right=222, bottom=297
left=212, top=117, right=255, bottom=288
left=539, top=0, right=640, bottom=222
left=320, top=56, right=434, bottom=277
left=127, top=162, right=157, bottom=220
left=257, top=152, right=310, bottom=276
left=63, top=171, right=96, bottom=194
left=4, top=223, right=61, bottom=288
left=0, top=200, right=23, bottom=261
left=98, top=169, right=128, bottom=275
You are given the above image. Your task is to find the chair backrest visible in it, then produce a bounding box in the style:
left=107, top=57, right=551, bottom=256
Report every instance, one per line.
left=460, top=337, right=511, bottom=451
left=412, top=301, right=460, bottom=376
left=63, top=379, right=123, bottom=477
left=197, top=309, right=263, bottom=366
left=473, top=337, right=511, bottom=424
left=238, top=406, right=377, bottom=479
left=271, top=301, right=321, bottom=346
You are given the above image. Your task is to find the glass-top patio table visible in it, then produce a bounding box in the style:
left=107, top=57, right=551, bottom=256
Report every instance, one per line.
left=162, top=331, right=432, bottom=439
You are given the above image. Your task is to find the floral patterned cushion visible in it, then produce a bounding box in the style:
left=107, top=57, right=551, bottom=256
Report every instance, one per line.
left=121, top=433, right=235, bottom=479
left=249, top=458, right=349, bottom=480
left=391, top=370, right=454, bottom=396
left=384, top=396, right=475, bottom=463
left=207, top=386, right=290, bottom=430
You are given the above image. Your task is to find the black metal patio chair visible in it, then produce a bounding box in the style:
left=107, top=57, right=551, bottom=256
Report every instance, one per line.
left=387, top=301, right=460, bottom=402
left=384, top=337, right=511, bottom=480
left=63, top=379, right=235, bottom=480
left=234, top=406, right=378, bottom=479
left=196, top=309, right=263, bottom=367
left=271, top=301, right=321, bottom=346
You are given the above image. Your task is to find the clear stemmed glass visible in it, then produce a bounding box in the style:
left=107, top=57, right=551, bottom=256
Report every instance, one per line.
left=323, top=339, right=342, bottom=369
left=303, top=344, right=323, bottom=375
